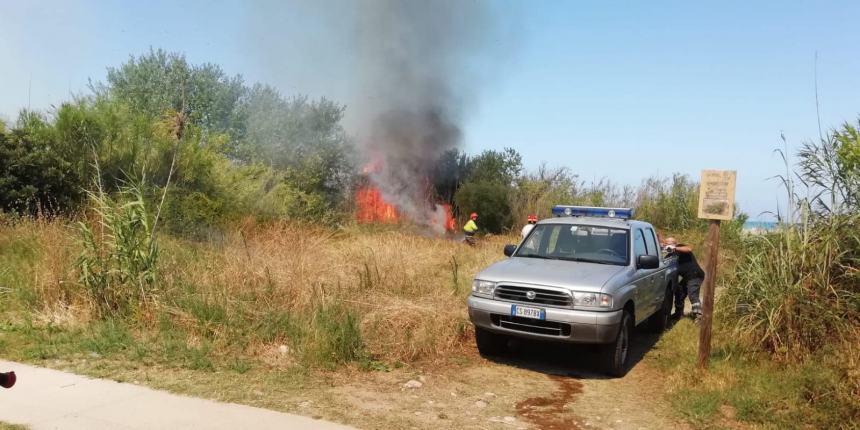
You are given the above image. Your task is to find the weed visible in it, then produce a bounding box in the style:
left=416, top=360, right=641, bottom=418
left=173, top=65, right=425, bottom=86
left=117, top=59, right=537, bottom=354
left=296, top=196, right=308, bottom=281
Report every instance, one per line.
left=155, top=327, right=214, bottom=370
left=16, top=323, right=78, bottom=361
left=360, top=359, right=391, bottom=372
left=724, top=133, right=860, bottom=359
left=723, top=218, right=860, bottom=358
left=253, top=310, right=299, bottom=344
left=674, top=388, right=721, bottom=424
left=229, top=358, right=253, bottom=374
left=449, top=256, right=459, bottom=294
left=80, top=319, right=133, bottom=355
left=357, top=260, right=380, bottom=291
left=300, top=303, right=365, bottom=368
left=76, top=183, right=159, bottom=317
left=179, top=295, right=230, bottom=339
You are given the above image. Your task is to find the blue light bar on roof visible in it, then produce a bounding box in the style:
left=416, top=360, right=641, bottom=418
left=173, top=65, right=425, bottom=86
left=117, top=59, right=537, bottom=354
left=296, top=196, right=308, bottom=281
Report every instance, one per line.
left=551, top=205, right=634, bottom=220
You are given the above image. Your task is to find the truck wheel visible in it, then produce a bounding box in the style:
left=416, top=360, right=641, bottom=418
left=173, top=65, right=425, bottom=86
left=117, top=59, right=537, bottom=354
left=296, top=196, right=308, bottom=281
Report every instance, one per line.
left=602, top=311, right=633, bottom=377
left=475, top=327, right=507, bottom=356
left=648, top=286, right=673, bottom=333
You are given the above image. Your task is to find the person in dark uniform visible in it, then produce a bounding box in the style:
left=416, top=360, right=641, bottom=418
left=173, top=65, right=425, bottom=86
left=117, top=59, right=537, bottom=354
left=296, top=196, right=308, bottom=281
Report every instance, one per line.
left=663, top=237, right=704, bottom=319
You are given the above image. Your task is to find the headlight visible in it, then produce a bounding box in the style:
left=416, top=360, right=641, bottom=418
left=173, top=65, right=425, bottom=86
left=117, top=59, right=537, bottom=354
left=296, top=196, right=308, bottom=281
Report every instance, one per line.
left=471, top=279, right=496, bottom=297
left=572, top=291, right=613, bottom=308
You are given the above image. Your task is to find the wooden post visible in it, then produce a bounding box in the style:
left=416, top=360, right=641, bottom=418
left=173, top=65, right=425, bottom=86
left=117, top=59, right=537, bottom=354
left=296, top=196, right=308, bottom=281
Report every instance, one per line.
left=696, top=169, right=735, bottom=369
left=697, top=219, right=721, bottom=369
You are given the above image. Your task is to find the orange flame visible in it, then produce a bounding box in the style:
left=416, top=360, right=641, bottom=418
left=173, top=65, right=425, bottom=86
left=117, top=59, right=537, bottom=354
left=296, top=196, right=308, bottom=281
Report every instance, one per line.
left=356, top=186, right=400, bottom=224
left=440, top=203, right=456, bottom=232
left=355, top=158, right=456, bottom=232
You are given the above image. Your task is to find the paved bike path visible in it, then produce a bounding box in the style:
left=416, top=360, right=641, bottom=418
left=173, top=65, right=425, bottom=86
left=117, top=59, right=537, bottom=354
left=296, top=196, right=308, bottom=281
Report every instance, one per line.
left=0, top=360, right=355, bottom=430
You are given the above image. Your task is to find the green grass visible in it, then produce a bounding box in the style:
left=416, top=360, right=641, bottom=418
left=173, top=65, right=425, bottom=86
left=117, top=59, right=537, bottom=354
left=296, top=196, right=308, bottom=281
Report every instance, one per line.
left=0, top=300, right=365, bottom=374
left=299, top=303, right=366, bottom=369
left=649, top=318, right=860, bottom=429
left=0, top=422, right=30, bottom=430
left=79, top=320, right=134, bottom=355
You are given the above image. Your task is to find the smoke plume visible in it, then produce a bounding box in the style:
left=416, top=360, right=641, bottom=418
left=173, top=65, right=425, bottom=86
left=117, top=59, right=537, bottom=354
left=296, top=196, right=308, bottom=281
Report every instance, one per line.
left=246, top=0, right=513, bottom=231
left=351, top=0, right=506, bottom=230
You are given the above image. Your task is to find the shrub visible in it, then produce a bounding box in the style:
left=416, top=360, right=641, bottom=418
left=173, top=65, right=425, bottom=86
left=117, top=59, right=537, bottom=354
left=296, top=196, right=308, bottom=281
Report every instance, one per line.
left=724, top=211, right=860, bottom=359
left=635, top=174, right=702, bottom=230
left=726, top=130, right=860, bottom=360
left=76, top=184, right=159, bottom=317
left=0, top=117, right=85, bottom=215
left=161, top=189, right=225, bottom=237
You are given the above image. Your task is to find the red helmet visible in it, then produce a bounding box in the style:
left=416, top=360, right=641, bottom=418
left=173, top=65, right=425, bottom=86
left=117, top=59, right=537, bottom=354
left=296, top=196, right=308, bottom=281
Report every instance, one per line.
left=470, top=212, right=478, bottom=220
left=527, top=214, right=537, bottom=223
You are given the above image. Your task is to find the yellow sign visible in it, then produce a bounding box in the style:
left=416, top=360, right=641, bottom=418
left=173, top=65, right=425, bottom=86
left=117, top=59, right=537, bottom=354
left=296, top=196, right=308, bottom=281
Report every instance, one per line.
left=698, top=170, right=737, bottom=220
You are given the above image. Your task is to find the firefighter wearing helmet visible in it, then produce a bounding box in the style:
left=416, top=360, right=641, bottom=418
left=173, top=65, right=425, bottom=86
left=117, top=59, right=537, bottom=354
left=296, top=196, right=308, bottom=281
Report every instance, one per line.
left=463, top=212, right=479, bottom=243
left=521, top=214, right=538, bottom=238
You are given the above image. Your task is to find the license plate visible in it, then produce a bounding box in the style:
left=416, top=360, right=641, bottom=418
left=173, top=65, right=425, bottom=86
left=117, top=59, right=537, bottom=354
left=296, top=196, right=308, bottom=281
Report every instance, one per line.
left=511, top=305, right=545, bottom=320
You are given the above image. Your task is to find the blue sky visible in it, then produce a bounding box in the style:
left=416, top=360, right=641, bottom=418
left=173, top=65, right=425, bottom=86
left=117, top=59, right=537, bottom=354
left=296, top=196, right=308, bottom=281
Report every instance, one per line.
left=3, top=1, right=860, bottom=220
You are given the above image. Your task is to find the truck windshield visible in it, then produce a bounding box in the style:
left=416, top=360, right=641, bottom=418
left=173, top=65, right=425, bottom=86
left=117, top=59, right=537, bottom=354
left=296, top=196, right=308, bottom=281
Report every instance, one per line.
left=514, top=224, right=629, bottom=266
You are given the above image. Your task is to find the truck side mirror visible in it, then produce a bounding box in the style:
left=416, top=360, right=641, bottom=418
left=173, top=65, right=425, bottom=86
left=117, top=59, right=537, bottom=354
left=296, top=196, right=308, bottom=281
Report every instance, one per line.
left=503, top=244, right=517, bottom=257
left=637, top=255, right=660, bottom=270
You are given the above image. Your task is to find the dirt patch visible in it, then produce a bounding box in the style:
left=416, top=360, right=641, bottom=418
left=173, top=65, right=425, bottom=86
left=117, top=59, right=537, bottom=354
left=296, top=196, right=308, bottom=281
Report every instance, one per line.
left=516, top=375, right=585, bottom=430
left=19, top=345, right=689, bottom=430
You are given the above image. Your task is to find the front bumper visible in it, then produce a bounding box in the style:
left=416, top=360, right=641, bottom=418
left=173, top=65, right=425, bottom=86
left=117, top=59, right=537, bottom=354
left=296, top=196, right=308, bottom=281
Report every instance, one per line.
left=468, top=295, right=622, bottom=344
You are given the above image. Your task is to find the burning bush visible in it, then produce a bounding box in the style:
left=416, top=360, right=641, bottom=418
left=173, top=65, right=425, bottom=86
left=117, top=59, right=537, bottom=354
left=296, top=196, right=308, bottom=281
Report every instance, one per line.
left=354, top=161, right=455, bottom=233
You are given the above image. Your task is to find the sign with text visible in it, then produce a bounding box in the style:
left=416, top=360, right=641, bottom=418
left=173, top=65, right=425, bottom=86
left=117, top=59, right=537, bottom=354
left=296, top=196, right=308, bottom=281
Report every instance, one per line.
left=698, top=170, right=736, bottom=220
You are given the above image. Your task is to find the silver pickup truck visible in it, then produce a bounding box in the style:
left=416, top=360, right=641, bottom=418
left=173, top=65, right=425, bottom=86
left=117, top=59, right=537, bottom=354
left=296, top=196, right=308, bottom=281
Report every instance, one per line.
left=467, top=206, right=677, bottom=376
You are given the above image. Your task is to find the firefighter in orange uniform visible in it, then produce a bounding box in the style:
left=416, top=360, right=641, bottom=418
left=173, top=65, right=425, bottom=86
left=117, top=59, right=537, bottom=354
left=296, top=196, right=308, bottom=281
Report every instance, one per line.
left=463, top=212, right=479, bottom=245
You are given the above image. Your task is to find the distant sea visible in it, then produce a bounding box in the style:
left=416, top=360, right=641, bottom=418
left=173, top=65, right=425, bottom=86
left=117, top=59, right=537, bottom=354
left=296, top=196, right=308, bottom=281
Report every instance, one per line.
left=743, top=220, right=778, bottom=232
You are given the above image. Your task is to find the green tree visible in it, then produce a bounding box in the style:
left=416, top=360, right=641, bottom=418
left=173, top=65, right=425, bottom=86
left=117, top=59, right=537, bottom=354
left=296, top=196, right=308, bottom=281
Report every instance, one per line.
left=433, top=149, right=472, bottom=204
left=2, top=50, right=358, bottom=229
left=238, top=85, right=355, bottom=216
left=453, top=148, right=522, bottom=232
left=454, top=181, right=514, bottom=234
left=466, top=147, right=522, bottom=185
left=101, top=49, right=246, bottom=138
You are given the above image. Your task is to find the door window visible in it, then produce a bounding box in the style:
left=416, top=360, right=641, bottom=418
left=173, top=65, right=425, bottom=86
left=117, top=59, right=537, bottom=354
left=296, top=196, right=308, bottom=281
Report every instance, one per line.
left=633, top=229, right=647, bottom=258
left=645, top=228, right=659, bottom=256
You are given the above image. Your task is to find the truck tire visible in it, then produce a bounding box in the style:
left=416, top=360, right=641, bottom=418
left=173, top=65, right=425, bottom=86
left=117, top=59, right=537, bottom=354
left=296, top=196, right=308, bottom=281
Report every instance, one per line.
left=475, top=327, right=507, bottom=356
left=602, top=311, right=633, bottom=377
left=647, top=285, right=673, bottom=333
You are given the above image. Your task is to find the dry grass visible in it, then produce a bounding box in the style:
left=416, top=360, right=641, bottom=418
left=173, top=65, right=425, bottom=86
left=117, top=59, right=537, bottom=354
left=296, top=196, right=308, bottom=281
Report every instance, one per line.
left=1, top=218, right=514, bottom=367
left=0, top=218, right=91, bottom=326
left=164, top=222, right=512, bottom=364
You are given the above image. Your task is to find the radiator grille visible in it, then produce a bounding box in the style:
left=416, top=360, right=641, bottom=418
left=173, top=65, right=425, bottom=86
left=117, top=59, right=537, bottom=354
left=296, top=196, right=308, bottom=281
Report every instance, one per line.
left=494, top=285, right=572, bottom=307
